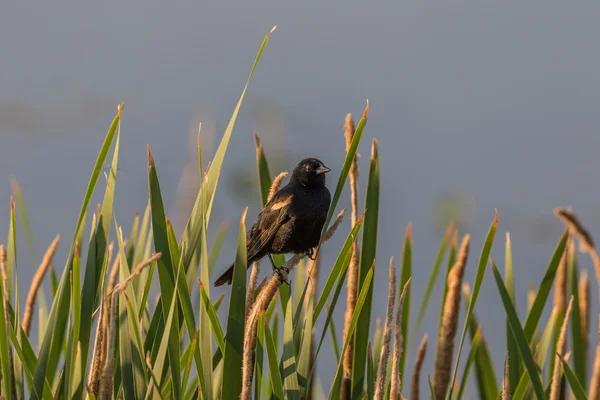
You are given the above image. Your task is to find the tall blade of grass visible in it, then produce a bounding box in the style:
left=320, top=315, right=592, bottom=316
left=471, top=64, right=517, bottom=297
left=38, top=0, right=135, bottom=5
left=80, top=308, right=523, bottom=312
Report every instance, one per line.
left=147, top=263, right=182, bottom=398
left=511, top=304, right=558, bottom=400
left=367, top=344, right=374, bottom=400
left=6, top=200, right=16, bottom=304
left=264, top=318, right=285, bottom=400
left=504, top=232, right=520, bottom=394
left=327, top=304, right=341, bottom=363
left=448, top=211, right=498, bottom=400
left=199, top=283, right=225, bottom=354
left=491, top=261, right=545, bottom=400
left=351, top=140, right=379, bottom=398
left=283, top=295, right=301, bottom=400
left=329, top=265, right=374, bottom=400
left=32, top=105, right=122, bottom=400
left=297, top=294, right=314, bottom=397
left=316, top=102, right=368, bottom=256
left=313, top=214, right=364, bottom=323
left=64, top=247, right=82, bottom=399
left=462, top=285, right=498, bottom=400
left=569, top=249, right=586, bottom=387
left=411, top=224, right=451, bottom=346
left=199, top=199, right=213, bottom=399
left=310, top=255, right=351, bottom=389
left=147, top=147, right=182, bottom=399
left=220, top=209, right=248, bottom=400
left=558, top=355, right=588, bottom=400
left=399, top=224, right=412, bottom=382
left=523, top=231, right=568, bottom=341
left=179, top=27, right=276, bottom=277
left=0, top=250, right=12, bottom=398
left=208, top=221, right=230, bottom=276
left=456, top=326, right=482, bottom=399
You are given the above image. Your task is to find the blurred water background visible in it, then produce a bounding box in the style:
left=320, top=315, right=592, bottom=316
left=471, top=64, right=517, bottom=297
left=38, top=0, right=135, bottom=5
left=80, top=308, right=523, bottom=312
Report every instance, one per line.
left=2, top=1, right=600, bottom=396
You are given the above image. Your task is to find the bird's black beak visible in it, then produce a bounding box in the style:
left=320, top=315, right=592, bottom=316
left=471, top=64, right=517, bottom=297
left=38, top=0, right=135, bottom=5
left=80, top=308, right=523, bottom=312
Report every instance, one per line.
left=316, top=165, right=331, bottom=175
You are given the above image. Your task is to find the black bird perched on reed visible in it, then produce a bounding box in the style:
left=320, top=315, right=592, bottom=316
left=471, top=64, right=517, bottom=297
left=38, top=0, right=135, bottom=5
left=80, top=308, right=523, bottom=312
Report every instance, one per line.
left=214, top=157, right=332, bottom=286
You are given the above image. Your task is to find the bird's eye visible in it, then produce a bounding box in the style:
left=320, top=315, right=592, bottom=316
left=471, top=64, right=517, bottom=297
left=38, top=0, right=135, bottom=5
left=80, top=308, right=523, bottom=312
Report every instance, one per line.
left=305, top=164, right=311, bottom=171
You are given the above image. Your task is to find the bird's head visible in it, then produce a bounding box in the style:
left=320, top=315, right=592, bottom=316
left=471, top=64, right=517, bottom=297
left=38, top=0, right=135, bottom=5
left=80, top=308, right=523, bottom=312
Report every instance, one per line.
left=290, top=158, right=330, bottom=187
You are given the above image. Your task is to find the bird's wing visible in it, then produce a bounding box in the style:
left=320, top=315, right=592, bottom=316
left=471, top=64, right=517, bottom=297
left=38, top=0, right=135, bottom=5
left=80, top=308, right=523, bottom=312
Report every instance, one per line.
left=246, top=188, right=294, bottom=260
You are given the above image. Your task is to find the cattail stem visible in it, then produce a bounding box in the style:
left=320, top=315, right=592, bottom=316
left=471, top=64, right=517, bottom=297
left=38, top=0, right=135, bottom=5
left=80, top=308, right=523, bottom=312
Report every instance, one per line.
left=246, top=261, right=260, bottom=318
left=589, top=315, right=600, bottom=400
left=410, top=334, right=428, bottom=400
left=391, top=279, right=412, bottom=399
left=502, top=355, right=511, bottom=400
left=433, top=235, right=470, bottom=400
left=550, top=296, right=573, bottom=400
left=22, top=235, right=60, bottom=336
left=374, top=258, right=397, bottom=400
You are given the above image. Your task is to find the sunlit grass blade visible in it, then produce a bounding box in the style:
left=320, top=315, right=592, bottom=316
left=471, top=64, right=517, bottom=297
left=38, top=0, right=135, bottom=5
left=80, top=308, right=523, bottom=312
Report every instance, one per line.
left=282, top=296, right=301, bottom=400
left=208, top=221, right=230, bottom=277
left=399, top=224, right=412, bottom=382
left=558, top=354, right=587, bottom=400
left=569, top=248, right=586, bottom=387
left=491, top=261, right=545, bottom=400
left=457, top=326, right=482, bottom=399
left=504, top=232, right=520, bottom=393
left=0, top=250, right=12, bottom=398
left=179, top=26, right=276, bottom=278
left=448, top=211, right=498, bottom=399
left=523, top=230, right=568, bottom=341
left=411, top=223, right=451, bottom=345
left=313, top=214, right=364, bottom=323
left=462, top=284, right=498, bottom=400
left=329, top=265, right=374, bottom=400
left=32, top=105, right=122, bottom=400
left=147, top=146, right=182, bottom=399
left=326, top=304, right=341, bottom=363
left=6, top=199, right=16, bottom=305
left=297, top=294, right=314, bottom=396
left=512, top=304, right=558, bottom=400
left=264, top=317, right=285, bottom=400
left=220, top=208, right=248, bottom=400
left=351, top=140, right=379, bottom=398
left=199, top=283, right=225, bottom=354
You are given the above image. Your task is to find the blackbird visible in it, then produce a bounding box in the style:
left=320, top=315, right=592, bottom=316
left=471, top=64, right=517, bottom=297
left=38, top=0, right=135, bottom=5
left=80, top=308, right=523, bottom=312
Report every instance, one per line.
left=214, top=157, right=332, bottom=286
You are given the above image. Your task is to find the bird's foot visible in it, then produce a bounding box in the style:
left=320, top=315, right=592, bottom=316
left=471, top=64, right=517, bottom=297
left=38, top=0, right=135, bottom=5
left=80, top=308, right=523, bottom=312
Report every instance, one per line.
left=269, top=253, right=290, bottom=286
left=306, top=248, right=317, bottom=260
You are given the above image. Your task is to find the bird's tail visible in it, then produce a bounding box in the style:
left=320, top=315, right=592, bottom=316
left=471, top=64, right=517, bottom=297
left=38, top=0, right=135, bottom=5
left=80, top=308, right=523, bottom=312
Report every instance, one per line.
left=213, top=263, right=234, bottom=287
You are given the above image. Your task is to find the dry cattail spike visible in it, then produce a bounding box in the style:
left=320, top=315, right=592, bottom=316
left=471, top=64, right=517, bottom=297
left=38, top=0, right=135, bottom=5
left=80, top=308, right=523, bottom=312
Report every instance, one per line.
left=502, top=355, right=511, bottom=400
left=410, top=333, right=428, bottom=400
left=579, top=271, right=590, bottom=350
left=554, top=207, right=600, bottom=286
left=22, top=235, right=60, bottom=336
left=554, top=238, right=568, bottom=313
left=343, top=156, right=362, bottom=384
left=589, top=314, right=600, bottom=400
left=107, top=252, right=162, bottom=298
left=374, top=258, right=397, bottom=400
left=324, top=208, right=348, bottom=242
left=550, top=296, right=574, bottom=400
left=391, top=278, right=412, bottom=399
left=267, top=172, right=288, bottom=203
left=241, top=308, right=265, bottom=400
left=87, top=295, right=105, bottom=397
left=433, top=234, right=470, bottom=400
left=98, top=291, right=119, bottom=400
left=246, top=261, right=261, bottom=318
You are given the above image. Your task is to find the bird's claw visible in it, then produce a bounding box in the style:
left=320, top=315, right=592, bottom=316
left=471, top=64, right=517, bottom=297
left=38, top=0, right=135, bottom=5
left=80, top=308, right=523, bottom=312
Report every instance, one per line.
left=306, top=248, right=317, bottom=260
left=273, top=267, right=290, bottom=286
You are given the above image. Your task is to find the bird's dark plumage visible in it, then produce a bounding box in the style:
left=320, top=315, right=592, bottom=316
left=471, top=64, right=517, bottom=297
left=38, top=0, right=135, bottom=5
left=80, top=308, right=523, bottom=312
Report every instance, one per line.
left=214, top=157, right=331, bottom=286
